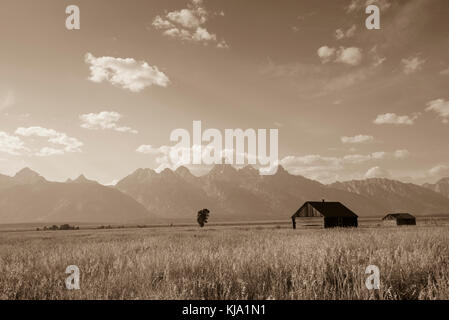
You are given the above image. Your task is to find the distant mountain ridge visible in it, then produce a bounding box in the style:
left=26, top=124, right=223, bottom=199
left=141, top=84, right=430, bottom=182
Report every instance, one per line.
left=423, top=177, right=449, bottom=198
left=0, top=168, right=154, bottom=224
left=1, top=166, right=448, bottom=224
left=116, top=165, right=448, bottom=221
left=330, top=178, right=449, bottom=215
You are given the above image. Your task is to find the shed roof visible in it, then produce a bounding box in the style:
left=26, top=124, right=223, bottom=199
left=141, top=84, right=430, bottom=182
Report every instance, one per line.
left=293, top=201, right=358, bottom=218
left=383, top=213, right=415, bottom=220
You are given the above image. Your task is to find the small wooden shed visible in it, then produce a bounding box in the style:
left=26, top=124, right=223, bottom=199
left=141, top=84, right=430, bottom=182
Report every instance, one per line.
left=291, top=201, right=358, bottom=229
left=382, top=213, right=416, bottom=226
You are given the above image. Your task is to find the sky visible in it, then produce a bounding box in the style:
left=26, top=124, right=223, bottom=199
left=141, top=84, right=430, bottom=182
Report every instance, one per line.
left=0, top=0, right=448, bottom=185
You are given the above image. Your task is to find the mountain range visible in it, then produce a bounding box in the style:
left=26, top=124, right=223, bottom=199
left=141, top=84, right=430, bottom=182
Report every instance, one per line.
left=0, top=168, right=152, bottom=224
left=0, top=166, right=448, bottom=224
left=423, top=178, right=449, bottom=198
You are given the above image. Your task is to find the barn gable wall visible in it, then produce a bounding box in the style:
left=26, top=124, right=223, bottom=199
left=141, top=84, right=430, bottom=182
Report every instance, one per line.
left=296, top=203, right=322, bottom=217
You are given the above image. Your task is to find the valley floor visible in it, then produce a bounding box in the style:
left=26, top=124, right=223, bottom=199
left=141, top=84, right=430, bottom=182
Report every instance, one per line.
left=1, top=221, right=449, bottom=299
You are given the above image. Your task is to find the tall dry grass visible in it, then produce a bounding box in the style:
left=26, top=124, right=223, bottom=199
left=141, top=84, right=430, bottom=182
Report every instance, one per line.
left=0, top=225, right=448, bottom=300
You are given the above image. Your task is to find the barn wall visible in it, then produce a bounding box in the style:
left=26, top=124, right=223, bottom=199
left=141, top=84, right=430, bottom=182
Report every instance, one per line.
left=383, top=220, right=397, bottom=226
left=324, top=217, right=358, bottom=228
left=297, top=204, right=322, bottom=217
left=397, top=219, right=416, bottom=226
left=294, top=217, right=324, bottom=228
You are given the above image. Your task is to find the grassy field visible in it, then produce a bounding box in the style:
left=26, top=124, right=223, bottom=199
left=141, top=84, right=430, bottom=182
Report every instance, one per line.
left=1, top=221, right=449, bottom=300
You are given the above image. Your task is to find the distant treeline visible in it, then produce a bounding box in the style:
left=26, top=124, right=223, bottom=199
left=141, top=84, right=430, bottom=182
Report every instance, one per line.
left=37, top=224, right=79, bottom=231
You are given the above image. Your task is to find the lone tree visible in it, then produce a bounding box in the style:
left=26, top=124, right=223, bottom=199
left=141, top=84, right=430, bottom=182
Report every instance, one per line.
left=197, top=209, right=210, bottom=228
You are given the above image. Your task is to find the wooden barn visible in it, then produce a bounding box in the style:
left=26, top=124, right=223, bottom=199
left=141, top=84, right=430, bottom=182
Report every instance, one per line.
left=291, top=201, right=358, bottom=229
left=382, top=213, right=416, bottom=226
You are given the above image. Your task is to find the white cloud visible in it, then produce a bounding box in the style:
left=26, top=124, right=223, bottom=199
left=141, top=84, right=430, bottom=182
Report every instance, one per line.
left=0, top=132, right=26, bottom=155
left=425, top=99, right=449, bottom=124
left=346, top=0, right=392, bottom=13
left=335, top=29, right=345, bottom=40
left=137, top=143, right=264, bottom=173
left=371, top=151, right=388, bottom=159
left=318, top=46, right=362, bottom=66
left=373, top=113, right=418, bottom=125
left=15, top=126, right=83, bottom=155
left=85, top=53, right=170, bottom=92
left=440, top=68, right=449, bottom=76
left=280, top=150, right=398, bottom=182
left=365, top=166, right=391, bottom=179
left=341, top=134, right=374, bottom=144
left=429, top=164, right=449, bottom=178
left=152, top=0, right=227, bottom=49
left=335, top=24, right=356, bottom=40
left=0, top=91, right=15, bottom=111
left=136, top=145, right=163, bottom=155
left=335, top=47, right=362, bottom=66
left=394, top=149, right=410, bottom=159
left=80, top=111, right=138, bottom=134
left=370, top=46, right=386, bottom=67
left=36, top=147, right=65, bottom=157
left=401, top=56, right=425, bottom=75
left=317, top=46, right=336, bottom=63
left=166, top=8, right=205, bottom=29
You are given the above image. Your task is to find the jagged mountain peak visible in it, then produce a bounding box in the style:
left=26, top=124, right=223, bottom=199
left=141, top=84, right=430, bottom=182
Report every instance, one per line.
left=208, top=164, right=239, bottom=176
left=67, top=174, right=98, bottom=184
left=175, top=166, right=196, bottom=180
left=238, top=165, right=259, bottom=175
left=423, top=177, right=449, bottom=198
left=13, top=167, right=46, bottom=184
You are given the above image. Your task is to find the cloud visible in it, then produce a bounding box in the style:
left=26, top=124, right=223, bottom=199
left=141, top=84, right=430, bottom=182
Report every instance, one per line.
left=335, top=24, right=356, bottom=40
left=394, top=149, right=410, bottom=159
left=318, top=46, right=362, bottom=66
left=428, top=164, right=449, bottom=178
left=341, top=134, right=374, bottom=144
left=440, top=68, right=449, bottom=76
left=369, top=46, right=386, bottom=67
left=0, top=91, right=15, bottom=111
left=137, top=144, right=267, bottom=173
left=364, top=166, right=391, bottom=179
left=280, top=150, right=401, bottom=183
left=85, top=53, right=170, bottom=92
left=346, top=0, right=392, bottom=13
left=317, top=46, right=336, bottom=63
left=136, top=145, right=163, bottom=155
left=401, top=56, right=426, bottom=75
left=36, top=147, right=65, bottom=157
left=425, top=99, right=449, bottom=123
left=335, top=47, right=362, bottom=66
left=152, top=0, right=227, bottom=49
left=0, top=132, right=27, bottom=155
left=373, top=113, right=418, bottom=125
left=80, top=111, right=138, bottom=134
left=15, top=126, right=83, bottom=155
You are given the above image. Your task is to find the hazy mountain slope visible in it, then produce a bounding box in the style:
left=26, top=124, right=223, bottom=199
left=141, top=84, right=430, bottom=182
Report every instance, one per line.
left=0, top=174, right=16, bottom=191
left=0, top=170, right=154, bottom=224
left=330, top=178, right=449, bottom=215
left=116, top=168, right=213, bottom=220
left=117, top=165, right=387, bottom=220
left=423, top=177, right=449, bottom=197
left=0, top=168, right=45, bottom=191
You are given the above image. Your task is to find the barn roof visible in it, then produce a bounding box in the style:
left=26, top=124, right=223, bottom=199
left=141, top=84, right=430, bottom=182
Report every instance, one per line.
left=383, top=213, right=415, bottom=220
left=293, top=201, right=358, bottom=218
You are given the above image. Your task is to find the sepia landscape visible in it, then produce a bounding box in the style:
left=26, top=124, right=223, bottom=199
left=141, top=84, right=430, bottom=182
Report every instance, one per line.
left=1, top=166, right=449, bottom=299
left=1, top=0, right=449, bottom=301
